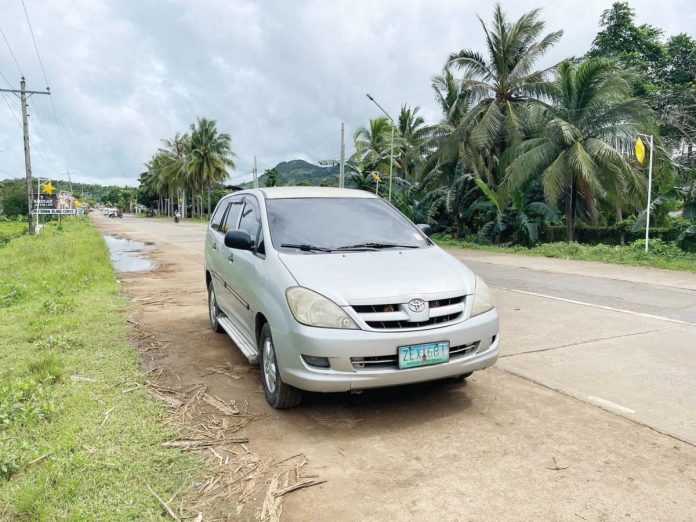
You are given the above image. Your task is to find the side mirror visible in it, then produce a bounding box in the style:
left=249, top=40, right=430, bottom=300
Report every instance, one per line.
left=416, top=224, right=432, bottom=237
left=224, top=229, right=253, bottom=250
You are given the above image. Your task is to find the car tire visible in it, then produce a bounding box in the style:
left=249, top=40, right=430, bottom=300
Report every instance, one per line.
left=208, top=281, right=224, bottom=333
left=259, top=323, right=303, bottom=409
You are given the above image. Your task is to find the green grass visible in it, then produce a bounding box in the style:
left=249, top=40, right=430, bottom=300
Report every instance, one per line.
left=0, top=218, right=199, bottom=519
left=0, top=221, right=26, bottom=247
left=434, top=234, right=696, bottom=273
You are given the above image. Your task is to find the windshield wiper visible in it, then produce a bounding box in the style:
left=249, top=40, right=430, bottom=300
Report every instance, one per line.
left=334, top=242, right=420, bottom=251
left=281, top=243, right=333, bottom=252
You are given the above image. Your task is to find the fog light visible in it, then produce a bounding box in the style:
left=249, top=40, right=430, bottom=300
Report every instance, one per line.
left=302, top=355, right=330, bottom=368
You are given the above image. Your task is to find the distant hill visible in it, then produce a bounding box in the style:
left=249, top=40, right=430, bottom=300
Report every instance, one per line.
left=245, top=159, right=341, bottom=187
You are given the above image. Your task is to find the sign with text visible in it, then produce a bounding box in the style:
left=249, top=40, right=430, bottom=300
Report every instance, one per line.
left=34, top=208, right=77, bottom=215
left=33, top=194, right=57, bottom=210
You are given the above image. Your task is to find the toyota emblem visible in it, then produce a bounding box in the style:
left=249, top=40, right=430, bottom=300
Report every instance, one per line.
left=408, top=298, right=426, bottom=313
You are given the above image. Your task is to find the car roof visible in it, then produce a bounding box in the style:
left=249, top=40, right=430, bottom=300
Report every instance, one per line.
left=256, top=187, right=377, bottom=199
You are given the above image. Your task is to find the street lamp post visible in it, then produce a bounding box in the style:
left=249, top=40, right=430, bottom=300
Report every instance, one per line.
left=636, top=133, right=654, bottom=253
left=366, top=94, right=395, bottom=202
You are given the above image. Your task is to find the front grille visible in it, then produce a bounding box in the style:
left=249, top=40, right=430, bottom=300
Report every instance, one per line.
left=429, top=296, right=464, bottom=308
left=351, top=294, right=467, bottom=330
left=352, top=303, right=401, bottom=314
left=351, top=342, right=479, bottom=370
left=365, top=312, right=462, bottom=330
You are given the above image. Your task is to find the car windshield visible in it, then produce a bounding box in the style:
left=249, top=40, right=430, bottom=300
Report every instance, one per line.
left=266, top=197, right=430, bottom=252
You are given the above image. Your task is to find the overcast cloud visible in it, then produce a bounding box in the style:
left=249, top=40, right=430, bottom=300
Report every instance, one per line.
left=0, top=0, right=694, bottom=186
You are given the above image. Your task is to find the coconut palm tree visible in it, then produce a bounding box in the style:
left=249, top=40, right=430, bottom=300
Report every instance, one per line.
left=187, top=117, right=236, bottom=216
left=159, top=133, right=190, bottom=217
left=503, top=59, right=651, bottom=240
left=396, top=105, right=431, bottom=180
left=351, top=116, right=399, bottom=176
left=440, top=4, right=563, bottom=182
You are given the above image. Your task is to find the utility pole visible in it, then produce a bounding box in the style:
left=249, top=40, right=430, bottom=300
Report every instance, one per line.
left=636, top=133, right=655, bottom=253
left=0, top=77, right=51, bottom=234
left=63, top=170, right=76, bottom=194
left=253, top=156, right=258, bottom=188
left=339, top=122, right=345, bottom=189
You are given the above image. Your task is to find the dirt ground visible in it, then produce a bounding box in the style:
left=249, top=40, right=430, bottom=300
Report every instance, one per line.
left=94, top=214, right=696, bottom=521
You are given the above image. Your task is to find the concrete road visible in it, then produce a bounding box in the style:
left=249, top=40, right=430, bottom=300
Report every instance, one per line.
left=445, top=249, right=696, bottom=445
left=96, top=213, right=696, bottom=520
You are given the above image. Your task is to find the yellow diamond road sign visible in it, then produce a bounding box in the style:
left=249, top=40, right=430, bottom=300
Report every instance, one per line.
left=635, top=137, right=646, bottom=164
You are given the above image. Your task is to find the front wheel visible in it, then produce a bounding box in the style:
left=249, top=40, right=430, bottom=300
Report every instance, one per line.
left=259, top=323, right=303, bottom=409
left=208, top=281, right=224, bottom=333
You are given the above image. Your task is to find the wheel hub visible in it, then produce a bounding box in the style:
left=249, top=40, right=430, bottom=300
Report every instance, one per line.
left=263, top=338, right=277, bottom=394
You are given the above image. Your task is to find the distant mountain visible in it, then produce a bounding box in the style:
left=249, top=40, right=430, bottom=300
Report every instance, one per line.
left=245, top=159, right=341, bottom=187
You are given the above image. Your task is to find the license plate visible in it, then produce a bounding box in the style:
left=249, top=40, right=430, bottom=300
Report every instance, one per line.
left=398, top=341, right=450, bottom=369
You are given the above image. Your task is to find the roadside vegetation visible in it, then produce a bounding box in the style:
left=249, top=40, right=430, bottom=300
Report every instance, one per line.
left=0, top=219, right=197, bottom=519
left=132, top=2, right=694, bottom=269
left=0, top=220, right=25, bottom=246
left=434, top=234, right=696, bottom=273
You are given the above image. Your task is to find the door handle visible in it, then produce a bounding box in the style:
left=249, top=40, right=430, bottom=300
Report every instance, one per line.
left=228, top=253, right=234, bottom=262
left=211, top=241, right=217, bottom=250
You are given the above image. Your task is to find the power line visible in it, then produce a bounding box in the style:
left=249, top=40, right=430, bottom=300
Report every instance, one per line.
left=28, top=98, right=58, bottom=158
left=2, top=70, right=60, bottom=173
left=1, top=18, right=62, bottom=176
left=20, top=0, right=72, bottom=191
left=0, top=92, right=21, bottom=128
left=0, top=166, right=22, bottom=179
left=20, top=0, right=48, bottom=87
left=0, top=25, right=23, bottom=76
left=3, top=68, right=61, bottom=173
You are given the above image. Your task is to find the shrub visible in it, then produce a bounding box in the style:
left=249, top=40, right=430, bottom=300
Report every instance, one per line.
left=0, top=280, right=26, bottom=308
left=629, top=238, right=685, bottom=257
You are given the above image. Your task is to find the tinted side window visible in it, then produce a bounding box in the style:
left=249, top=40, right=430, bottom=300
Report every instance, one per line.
left=210, top=201, right=228, bottom=231
left=221, top=197, right=244, bottom=233
left=238, top=198, right=261, bottom=248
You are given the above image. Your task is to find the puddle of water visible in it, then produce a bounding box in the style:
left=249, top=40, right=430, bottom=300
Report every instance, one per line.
left=104, top=235, right=154, bottom=272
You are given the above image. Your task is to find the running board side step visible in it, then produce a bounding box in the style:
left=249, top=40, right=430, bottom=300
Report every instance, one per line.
left=218, top=316, right=259, bottom=364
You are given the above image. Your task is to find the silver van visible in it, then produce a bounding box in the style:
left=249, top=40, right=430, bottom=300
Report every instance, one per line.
left=205, top=187, right=499, bottom=408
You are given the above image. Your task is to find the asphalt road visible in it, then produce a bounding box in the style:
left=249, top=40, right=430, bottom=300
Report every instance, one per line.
left=97, top=213, right=696, bottom=520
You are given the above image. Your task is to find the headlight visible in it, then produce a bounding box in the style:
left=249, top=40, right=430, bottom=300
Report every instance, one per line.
left=470, top=276, right=495, bottom=317
left=285, top=287, right=358, bottom=329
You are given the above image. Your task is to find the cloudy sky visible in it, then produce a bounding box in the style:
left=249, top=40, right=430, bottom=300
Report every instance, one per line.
left=0, top=0, right=694, bottom=186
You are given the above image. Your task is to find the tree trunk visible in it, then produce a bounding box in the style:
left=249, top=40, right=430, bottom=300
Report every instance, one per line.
left=565, top=178, right=575, bottom=242
left=183, top=189, right=187, bottom=220
left=207, top=180, right=212, bottom=217
left=617, top=205, right=625, bottom=246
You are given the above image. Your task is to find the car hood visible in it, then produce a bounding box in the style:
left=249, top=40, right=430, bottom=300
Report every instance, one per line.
left=278, top=246, right=475, bottom=306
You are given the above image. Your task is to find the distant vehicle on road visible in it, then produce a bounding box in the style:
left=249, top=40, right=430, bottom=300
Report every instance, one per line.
left=204, top=187, right=499, bottom=408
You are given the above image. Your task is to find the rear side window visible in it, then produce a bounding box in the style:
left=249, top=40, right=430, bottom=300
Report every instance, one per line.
left=221, top=197, right=244, bottom=233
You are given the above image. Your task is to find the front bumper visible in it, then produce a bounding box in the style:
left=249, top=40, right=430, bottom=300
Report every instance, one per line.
left=273, top=309, right=499, bottom=393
